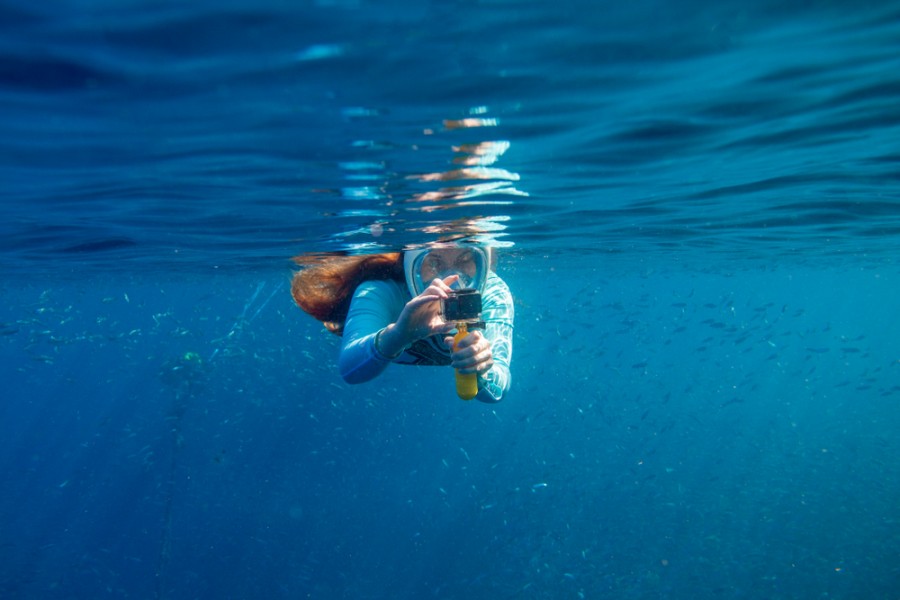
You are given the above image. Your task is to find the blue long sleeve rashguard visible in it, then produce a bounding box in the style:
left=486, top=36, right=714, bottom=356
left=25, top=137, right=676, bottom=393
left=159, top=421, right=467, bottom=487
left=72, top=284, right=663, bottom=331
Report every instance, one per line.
left=338, top=272, right=514, bottom=402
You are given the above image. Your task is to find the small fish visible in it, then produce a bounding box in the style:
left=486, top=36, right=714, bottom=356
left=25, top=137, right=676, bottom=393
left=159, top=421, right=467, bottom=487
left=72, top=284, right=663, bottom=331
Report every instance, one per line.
left=532, top=482, right=548, bottom=490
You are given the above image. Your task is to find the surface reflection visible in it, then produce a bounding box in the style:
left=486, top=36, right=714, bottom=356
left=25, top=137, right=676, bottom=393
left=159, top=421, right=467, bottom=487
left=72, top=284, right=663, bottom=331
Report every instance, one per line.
left=324, top=108, right=525, bottom=252
left=406, top=118, right=527, bottom=212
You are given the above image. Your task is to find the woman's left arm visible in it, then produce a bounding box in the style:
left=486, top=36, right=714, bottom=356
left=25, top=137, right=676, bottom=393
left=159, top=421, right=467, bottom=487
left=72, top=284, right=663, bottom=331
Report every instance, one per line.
left=475, top=321, right=513, bottom=402
left=475, top=273, right=515, bottom=403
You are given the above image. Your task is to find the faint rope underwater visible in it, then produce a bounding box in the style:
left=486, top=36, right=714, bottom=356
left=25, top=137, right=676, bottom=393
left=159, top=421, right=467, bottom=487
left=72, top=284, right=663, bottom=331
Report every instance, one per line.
left=155, top=279, right=280, bottom=599
left=208, top=280, right=281, bottom=363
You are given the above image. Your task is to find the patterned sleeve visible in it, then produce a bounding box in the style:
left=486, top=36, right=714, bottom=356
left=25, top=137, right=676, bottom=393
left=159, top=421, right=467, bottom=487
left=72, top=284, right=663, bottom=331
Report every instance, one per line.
left=476, top=273, right=514, bottom=403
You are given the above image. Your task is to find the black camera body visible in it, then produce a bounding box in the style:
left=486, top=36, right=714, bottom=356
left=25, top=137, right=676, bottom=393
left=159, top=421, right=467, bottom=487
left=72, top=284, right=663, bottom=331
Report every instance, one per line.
left=442, top=288, right=482, bottom=324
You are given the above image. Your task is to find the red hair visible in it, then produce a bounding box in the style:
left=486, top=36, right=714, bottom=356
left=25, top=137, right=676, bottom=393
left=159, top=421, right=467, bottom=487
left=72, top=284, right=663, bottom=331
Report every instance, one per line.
left=290, top=252, right=403, bottom=335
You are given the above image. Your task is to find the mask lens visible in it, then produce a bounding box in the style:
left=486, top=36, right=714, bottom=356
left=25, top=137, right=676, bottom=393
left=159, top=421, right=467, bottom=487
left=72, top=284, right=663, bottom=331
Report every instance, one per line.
left=418, top=249, right=482, bottom=290
left=406, top=246, right=488, bottom=296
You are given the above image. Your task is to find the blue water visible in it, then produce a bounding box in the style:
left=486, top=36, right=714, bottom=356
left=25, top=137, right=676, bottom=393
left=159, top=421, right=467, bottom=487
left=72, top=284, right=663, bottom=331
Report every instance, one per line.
left=2, top=1, right=899, bottom=598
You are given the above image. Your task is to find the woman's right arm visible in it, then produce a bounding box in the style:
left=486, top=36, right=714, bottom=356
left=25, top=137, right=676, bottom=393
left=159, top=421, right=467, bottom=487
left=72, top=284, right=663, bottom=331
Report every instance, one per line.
left=338, top=277, right=457, bottom=384
left=338, top=281, right=406, bottom=383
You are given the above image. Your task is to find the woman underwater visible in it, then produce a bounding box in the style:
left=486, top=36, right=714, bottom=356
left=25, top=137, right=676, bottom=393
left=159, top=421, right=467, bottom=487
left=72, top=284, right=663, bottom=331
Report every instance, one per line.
left=291, top=244, right=513, bottom=402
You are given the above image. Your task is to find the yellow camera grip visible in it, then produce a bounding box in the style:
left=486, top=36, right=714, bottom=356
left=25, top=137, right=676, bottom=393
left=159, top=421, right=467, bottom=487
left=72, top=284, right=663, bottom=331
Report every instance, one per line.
left=453, top=323, right=478, bottom=400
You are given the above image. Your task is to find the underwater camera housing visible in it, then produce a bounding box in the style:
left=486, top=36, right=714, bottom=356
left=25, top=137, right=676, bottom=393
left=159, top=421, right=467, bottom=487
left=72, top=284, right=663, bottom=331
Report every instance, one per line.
left=443, top=288, right=483, bottom=400
left=442, top=288, right=482, bottom=324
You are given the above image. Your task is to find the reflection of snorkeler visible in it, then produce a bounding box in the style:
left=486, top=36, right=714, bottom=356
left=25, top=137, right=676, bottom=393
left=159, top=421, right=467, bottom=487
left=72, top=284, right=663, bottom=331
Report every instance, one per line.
left=290, top=244, right=513, bottom=402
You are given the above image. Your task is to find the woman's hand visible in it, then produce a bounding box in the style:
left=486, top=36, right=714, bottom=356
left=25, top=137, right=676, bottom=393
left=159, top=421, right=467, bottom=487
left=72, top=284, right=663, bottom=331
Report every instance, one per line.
left=377, top=276, right=458, bottom=356
left=445, top=329, right=494, bottom=376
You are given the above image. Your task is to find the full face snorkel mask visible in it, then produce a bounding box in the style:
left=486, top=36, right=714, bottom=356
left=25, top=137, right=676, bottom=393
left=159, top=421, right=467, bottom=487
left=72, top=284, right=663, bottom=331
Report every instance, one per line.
left=403, top=245, right=490, bottom=298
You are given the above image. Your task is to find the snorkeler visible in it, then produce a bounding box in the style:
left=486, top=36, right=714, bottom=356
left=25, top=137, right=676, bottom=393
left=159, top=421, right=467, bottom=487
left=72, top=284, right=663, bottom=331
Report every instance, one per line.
left=290, top=244, right=513, bottom=402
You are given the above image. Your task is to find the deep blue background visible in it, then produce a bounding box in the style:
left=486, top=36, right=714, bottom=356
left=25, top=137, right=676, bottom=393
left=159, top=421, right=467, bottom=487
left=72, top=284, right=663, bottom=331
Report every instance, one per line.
left=2, top=259, right=898, bottom=598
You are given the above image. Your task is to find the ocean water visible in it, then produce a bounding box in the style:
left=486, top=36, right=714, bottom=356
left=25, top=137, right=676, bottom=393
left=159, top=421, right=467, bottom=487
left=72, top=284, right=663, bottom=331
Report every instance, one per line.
left=1, top=1, right=898, bottom=598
